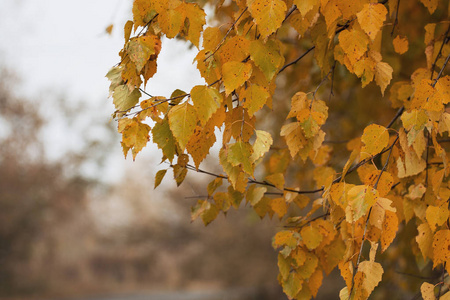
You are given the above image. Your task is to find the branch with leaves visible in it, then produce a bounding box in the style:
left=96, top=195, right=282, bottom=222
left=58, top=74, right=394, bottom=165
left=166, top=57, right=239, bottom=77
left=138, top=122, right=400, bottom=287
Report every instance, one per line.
left=106, top=0, right=450, bottom=299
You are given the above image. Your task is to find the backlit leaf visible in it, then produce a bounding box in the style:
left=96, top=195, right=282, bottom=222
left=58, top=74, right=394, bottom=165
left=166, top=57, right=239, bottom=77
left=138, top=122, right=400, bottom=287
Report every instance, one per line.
left=248, top=0, right=287, bottom=38
left=113, top=85, right=141, bottom=112
left=227, top=141, right=254, bottom=175
left=168, top=102, right=198, bottom=151
left=250, top=39, right=284, bottom=81
left=190, top=85, right=222, bottom=126
left=250, top=130, right=273, bottom=163
left=222, top=61, right=252, bottom=96
left=241, top=84, right=270, bottom=116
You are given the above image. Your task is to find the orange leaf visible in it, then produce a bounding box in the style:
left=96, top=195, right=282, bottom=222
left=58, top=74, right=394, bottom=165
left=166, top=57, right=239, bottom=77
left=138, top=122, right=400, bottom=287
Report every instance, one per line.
left=356, top=3, right=387, bottom=41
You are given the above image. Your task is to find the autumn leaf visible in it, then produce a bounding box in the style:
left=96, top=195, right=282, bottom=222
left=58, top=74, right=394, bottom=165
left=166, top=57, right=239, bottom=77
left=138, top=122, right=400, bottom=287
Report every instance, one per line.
left=249, top=39, right=284, bottom=81
left=420, top=0, right=438, bottom=14
left=248, top=0, right=287, bottom=38
left=241, top=84, right=270, bottom=116
left=222, top=61, right=252, bottom=95
left=190, top=85, right=222, bottom=126
left=338, top=28, right=369, bottom=65
left=113, top=85, right=141, bottom=112
left=393, top=35, right=409, bottom=54
left=356, top=3, right=387, bottom=41
left=361, top=124, right=389, bottom=158
left=227, top=141, right=254, bottom=175
left=168, top=102, right=198, bottom=151
left=118, top=118, right=150, bottom=160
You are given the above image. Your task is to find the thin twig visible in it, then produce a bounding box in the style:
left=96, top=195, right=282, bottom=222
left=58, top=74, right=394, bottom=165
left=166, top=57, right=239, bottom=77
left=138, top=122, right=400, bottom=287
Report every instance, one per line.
left=278, top=46, right=315, bottom=74
left=431, top=25, right=450, bottom=81
left=433, top=53, right=450, bottom=87
left=390, top=0, right=401, bottom=36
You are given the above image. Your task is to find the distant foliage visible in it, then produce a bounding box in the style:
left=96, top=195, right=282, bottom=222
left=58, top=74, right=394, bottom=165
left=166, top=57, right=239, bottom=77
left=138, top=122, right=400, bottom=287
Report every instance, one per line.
left=107, top=0, right=450, bottom=298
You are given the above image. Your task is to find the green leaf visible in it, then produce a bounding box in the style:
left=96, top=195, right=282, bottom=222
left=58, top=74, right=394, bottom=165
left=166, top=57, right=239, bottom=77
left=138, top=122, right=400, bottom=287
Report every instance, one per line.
left=168, top=102, right=198, bottom=151
left=227, top=141, right=254, bottom=175
left=190, top=85, right=222, bottom=126
left=113, top=85, right=141, bottom=112
left=152, top=118, right=177, bottom=162
left=250, top=39, right=284, bottom=80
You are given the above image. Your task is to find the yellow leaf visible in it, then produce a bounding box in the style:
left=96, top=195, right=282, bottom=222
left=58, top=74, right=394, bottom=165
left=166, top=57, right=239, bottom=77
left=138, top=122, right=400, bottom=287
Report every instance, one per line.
left=361, top=124, right=389, bottom=158
left=265, top=173, right=285, bottom=190
left=416, top=222, right=434, bottom=259
left=190, top=85, right=222, bottom=126
left=249, top=0, right=287, bottom=38
left=397, top=128, right=427, bottom=178
left=118, top=118, right=151, bottom=160
left=421, top=282, right=436, bottom=300
left=250, top=130, right=273, bottom=163
left=308, top=269, right=323, bottom=298
left=273, top=230, right=300, bottom=249
left=246, top=184, right=267, bottom=206
left=241, top=84, right=270, bottom=116
left=223, top=107, right=255, bottom=143
left=338, top=28, right=369, bottom=65
left=426, top=204, right=449, bottom=232
left=301, top=225, right=323, bottom=250
left=186, top=122, right=216, bottom=168
left=168, top=102, right=198, bottom=151
left=381, top=210, right=398, bottom=252
left=218, top=36, right=250, bottom=64
left=271, top=197, right=289, bottom=219
left=346, top=185, right=378, bottom=222
left=280, top=122, right=306, bottom=158
left=401, top=109, right=428, bottom=131
left=322, top=2, right=342, bottom=37
left=356, top=3, right=387, bottom=41
left=393, top=35, right=409, bottom=54
left=432, top=229, right=450, bottom=268
left=158, top=4, right=186, bottom=39
left=297, top=252, right=319, bottom=279
left=420, top=0, right=439, bottom=14
left=375, top=61, right=393, bottom=96
left=358, top=261, right=384, bottom=296
left=113, top=85, right=141, bottom=112
left=183, top=2, right=206, bottom=48
left=202, top=27, right=224, bottom=52
left=294, top=0, right=319, bottom=16
left=222, top=61, right=252, bottom=96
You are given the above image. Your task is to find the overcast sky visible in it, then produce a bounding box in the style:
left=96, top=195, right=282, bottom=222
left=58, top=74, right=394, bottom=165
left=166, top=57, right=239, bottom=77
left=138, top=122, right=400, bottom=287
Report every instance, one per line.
left=0, top=0, right=206, bottom=181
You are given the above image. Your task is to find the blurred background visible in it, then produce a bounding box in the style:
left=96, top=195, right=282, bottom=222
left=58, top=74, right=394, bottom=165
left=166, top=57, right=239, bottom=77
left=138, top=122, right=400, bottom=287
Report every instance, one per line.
left=0, top=0, right=297, bottom=299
